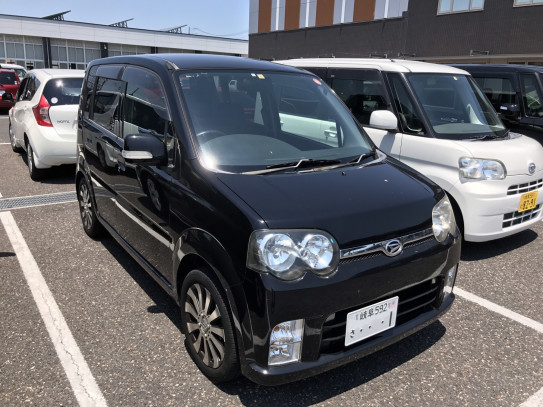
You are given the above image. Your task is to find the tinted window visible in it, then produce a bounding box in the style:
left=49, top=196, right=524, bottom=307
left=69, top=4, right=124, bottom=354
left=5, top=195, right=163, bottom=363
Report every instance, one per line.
left=520, top=74, right=543, bottom=118
left=0, top=71, right=18, bottom=85
left=472, top=76, right=518, bottom=111
left=43, top=77, right=83, bottom=106
left=92, top=77, right=125, bottom=136
left=330, top=75, right=388, bottom=125
left=82, top=65, right=98, bottom=120
left=122, top=66, right=175, bottom=164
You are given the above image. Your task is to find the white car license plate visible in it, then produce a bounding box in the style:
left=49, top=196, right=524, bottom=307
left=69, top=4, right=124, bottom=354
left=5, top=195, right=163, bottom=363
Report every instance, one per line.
left=345, top=296, right=399, bottom=346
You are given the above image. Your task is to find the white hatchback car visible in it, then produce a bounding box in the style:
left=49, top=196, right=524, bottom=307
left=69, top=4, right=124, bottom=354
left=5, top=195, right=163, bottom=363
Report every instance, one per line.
left=278, top=59, right=543, bottom=242
left=7, top=69, right=85, bottom=180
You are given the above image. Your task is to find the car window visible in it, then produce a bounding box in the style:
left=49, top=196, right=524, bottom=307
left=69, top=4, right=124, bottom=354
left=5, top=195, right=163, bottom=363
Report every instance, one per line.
left=407, top=73, right=507, bottom=140
left=15, top=69, right=26, bottom=80
left=82, top=65, right=98, bottom=120
left=177, top=70, right=374, bottom=173
left=388, top=73, right=426, bottom=135
left=16, top=77, right=29, bottom=101
left=43, top=77, right=83, bottom=106
left=0, top=71, right=18, bottom=85
left=25, top=76, right=39, bottom=100
left=91, top=77, right=126, bottom=136
left=330, top=75, right=388, bottom=125
left=472, top=76, right=518, bottom=111
left=122, top=66, right=175, bottom=165
left=520, top=73, right=543, bottom=118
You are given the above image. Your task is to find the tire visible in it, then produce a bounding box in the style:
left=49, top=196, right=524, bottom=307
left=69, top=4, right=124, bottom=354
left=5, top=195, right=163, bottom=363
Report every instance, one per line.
left=26, top=141, right=46, bottom=180
left=9, top=123, right=22, bottom=153
left=77, top=177, right=105, bottom=238
left=180, top=268, right=240, bottom=383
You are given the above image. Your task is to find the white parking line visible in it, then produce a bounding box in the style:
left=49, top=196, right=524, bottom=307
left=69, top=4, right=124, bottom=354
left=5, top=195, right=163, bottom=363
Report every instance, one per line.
left=520, top=387, right=543, bottom=407
left=454, top=287, right=543, bottom=333
left=0, top=211, right=108, bottom=407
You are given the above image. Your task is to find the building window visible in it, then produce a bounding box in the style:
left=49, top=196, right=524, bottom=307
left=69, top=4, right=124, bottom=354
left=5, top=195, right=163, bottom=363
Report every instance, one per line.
left=438, top=0, right=484, bottom=14
left=514, top=0, right=543, bottom=6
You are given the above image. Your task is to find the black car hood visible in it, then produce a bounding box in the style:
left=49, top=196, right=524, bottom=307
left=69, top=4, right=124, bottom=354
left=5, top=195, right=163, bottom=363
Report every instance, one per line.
left=216, top=160, right=440, bottom=247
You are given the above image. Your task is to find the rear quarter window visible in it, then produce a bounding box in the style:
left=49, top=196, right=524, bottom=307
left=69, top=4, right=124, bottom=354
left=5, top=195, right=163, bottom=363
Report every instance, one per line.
left=43, top=77, right=84, bottom=106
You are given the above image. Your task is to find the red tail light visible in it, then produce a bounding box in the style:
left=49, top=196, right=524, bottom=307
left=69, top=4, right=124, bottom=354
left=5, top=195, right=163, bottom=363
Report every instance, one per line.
left=32, top=95, right=53, bottom=127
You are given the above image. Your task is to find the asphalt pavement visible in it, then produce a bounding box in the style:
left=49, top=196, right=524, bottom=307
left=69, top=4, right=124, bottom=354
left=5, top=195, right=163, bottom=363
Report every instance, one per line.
left=0, top=111, right=542, bottom=407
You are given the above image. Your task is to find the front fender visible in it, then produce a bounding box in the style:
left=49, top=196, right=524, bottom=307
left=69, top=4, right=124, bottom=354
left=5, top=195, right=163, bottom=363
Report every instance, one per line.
left=172, top=228, right=255, bottom=367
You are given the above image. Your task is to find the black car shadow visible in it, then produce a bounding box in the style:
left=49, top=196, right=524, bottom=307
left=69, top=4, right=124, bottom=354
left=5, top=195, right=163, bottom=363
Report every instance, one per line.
left=461, top=228, right=539, bottom=262
left=98, top=235, right=183, bottom=331
left=97, top=233, right=447, bottom=402
left=218, top=321, right=446, bottom=405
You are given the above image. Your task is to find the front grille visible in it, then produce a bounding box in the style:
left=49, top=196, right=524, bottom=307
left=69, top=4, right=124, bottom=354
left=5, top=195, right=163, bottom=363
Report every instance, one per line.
left=502, top=204, right=542, bottom=228
left=507, top=179, right=543, bottom=195
left=319, top=279, right=441, bottom=354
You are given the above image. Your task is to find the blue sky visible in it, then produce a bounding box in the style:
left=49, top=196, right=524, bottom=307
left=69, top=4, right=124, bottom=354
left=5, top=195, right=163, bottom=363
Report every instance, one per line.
left=2, top=1, right=250, bottom=39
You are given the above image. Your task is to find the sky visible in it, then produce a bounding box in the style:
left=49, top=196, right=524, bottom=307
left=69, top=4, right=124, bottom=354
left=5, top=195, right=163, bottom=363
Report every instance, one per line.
left=2, top=0, right=250, bottom=39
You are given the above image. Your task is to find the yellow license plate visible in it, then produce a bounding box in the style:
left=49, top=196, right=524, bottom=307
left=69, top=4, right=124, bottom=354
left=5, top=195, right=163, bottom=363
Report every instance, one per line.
left=518, top=191, right=539, bottom=212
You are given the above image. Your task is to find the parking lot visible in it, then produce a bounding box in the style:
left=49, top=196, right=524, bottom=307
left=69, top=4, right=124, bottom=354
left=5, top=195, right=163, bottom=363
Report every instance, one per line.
left=0, top=111, right=542, bottom=406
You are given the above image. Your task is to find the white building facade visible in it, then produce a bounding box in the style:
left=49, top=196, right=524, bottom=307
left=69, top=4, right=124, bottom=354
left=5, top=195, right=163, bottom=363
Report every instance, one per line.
left=0, top=14, right=248, bottom=70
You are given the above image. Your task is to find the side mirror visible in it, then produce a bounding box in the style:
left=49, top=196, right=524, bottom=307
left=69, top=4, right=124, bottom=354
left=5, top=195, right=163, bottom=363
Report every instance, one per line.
left=1, top=92, right=14, bottom=103
left=369, top=110, right=398, bottom=131
left=122, top=134, right=167, bottom=165
left=500, top=103, right=520, bottom=117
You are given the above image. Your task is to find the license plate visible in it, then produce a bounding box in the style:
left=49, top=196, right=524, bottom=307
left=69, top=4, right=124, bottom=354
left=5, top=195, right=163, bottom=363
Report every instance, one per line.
left=518, top=191, right=538, bottom=212
left=345, top=296, right=399, bottom=346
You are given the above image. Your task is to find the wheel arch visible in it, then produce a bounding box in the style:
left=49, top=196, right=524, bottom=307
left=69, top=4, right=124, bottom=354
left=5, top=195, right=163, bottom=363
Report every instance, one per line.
left=173, top=229, right=253, bottom=366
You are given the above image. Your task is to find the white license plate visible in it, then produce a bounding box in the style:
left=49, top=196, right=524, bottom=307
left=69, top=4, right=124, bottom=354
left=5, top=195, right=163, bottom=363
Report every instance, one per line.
left=345, top=296, right=399, bottom=346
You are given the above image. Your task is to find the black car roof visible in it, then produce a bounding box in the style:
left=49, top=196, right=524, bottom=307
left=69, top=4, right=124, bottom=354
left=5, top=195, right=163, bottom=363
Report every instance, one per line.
left=452, top=64, right=543, bottom=74
left=87, top=53, right=303, bottom=74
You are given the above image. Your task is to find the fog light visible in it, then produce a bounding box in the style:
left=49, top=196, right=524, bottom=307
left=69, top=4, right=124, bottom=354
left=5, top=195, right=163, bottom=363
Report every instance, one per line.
left=443, top=265, right=458, bottom=300
left=268, top=319, right=304, bottom=366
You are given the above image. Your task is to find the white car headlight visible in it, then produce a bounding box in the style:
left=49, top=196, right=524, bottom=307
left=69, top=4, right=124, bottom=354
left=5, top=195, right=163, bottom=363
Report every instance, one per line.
left=432, top=195, right=457, bottom=243
left=247, top=230, right=340, bottom=281
left=459, top=157, right=506, bottom=180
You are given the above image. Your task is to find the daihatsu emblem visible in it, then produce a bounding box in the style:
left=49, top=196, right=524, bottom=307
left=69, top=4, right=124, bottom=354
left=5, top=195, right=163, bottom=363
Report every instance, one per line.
left=529, top=163, right=536, bottom=175
left=384, top=239, right=403, bottom=257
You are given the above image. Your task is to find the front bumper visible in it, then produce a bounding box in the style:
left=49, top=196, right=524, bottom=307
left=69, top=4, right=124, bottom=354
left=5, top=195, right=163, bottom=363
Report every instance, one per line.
left=454, top=174, right=543, bottom=242
left=239, top=232, right=461, bottom=385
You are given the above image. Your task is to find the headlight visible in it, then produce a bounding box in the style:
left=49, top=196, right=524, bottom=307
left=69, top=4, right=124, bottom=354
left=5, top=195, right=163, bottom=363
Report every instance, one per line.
left=432, top=195, right=456, bottom=243
left=459, top=157, right=506, bottom=180
left=247, top=230, right=340, bottom=281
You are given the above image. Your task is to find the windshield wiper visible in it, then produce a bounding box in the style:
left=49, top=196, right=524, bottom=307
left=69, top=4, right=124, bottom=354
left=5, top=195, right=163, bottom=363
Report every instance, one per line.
left=267, top=158, right=341, bottom=170
left=468, top=130, right=510, bottom=141
left=242, top=158, right=341, bottom=175
left=332, top=151, right=377, bottom=169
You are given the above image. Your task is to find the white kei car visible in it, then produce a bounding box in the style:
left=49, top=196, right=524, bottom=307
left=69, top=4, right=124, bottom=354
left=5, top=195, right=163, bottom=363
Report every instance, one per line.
left=8, top=69, right=85, bottom=180
left=278, top=59, right=543, bottom=242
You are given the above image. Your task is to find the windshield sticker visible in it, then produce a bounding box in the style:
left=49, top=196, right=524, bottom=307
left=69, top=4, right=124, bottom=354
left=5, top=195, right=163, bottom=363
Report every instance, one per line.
left=51, top=97, right=58, bottom=104
left=313, top=78, right=322, bottom=85
left=257, top=74, right=265, bottom=79
left=453, top=76, right=458, bottom=81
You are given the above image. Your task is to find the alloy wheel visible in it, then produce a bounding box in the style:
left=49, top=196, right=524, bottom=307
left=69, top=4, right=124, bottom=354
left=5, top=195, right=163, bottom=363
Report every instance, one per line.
left=184, top=283, right=226, bottom=369
left=78, top=181, right=94, bottom=231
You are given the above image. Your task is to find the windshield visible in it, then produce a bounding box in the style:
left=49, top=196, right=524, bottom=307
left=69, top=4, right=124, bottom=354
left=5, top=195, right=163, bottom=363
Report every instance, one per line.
left=176, top=70, right=374, bottom=173
left=406, top=73, right=507, bottom=140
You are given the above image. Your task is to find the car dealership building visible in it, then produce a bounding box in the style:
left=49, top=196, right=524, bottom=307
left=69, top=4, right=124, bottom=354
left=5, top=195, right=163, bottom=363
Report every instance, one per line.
left=249, top=0, right=543, bottom=65
left=0, top=12, right=248, bottom=70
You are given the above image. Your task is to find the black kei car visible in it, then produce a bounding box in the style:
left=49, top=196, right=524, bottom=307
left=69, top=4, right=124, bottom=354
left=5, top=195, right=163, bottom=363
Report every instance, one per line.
left=75, top=54, right=461, bottom=385
left=454, top=64, right=543, bottom=136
